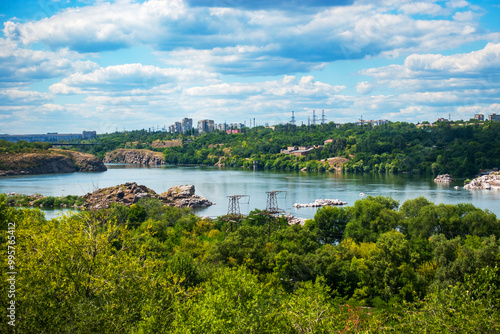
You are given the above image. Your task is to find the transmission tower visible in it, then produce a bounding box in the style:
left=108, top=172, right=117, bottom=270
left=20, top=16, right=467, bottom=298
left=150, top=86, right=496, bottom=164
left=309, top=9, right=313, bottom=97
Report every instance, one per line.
left=265, top=191, right=286, bottom=215
left=312, top=110, right=317, bottom=125
left=225, top=195, right=250, bottom=233
left=290, top=111, right=296, bottom=125
left=263, top=191, right=287, bottom=235
left=321, top=110, right=326, bottom=125
left=227, top=195, right=250, bottom=215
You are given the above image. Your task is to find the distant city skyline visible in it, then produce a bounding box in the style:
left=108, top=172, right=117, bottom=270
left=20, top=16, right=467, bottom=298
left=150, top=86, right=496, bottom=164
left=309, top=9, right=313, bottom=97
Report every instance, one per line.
left=1, top=0, right=500, bottom=134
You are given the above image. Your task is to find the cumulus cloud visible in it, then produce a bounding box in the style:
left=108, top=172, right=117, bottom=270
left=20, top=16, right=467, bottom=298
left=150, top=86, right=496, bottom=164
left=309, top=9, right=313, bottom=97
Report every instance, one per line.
left=362, top=43, right=500, bottom=83
left=356, top=81, right=374, bottom=95
left=0, top=89, right=52, bottom=106
left=0, top=38, right=98, bottom=87
left=184, top=75, right=345, bottom=98
left=2, top=0, right=489, bottom=75
left=45, top=72, right=347, bottom=128
left=399, top=2, right=446, bottom=16
left=186, top=0, right=353, bottom=10
left=344, top=43, right=500, bottom=121
left=49, top=63, right=219, bottom=94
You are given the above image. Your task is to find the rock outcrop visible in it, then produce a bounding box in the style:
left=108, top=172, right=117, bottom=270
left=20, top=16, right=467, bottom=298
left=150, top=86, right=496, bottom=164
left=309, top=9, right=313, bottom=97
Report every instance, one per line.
left=434, top=174, right=454, bottom=183
left=82, top=182, right=213, bottom=210
left=464, top=172, right=500, bottom=190
left=82, top=182, right=157, bottom=210
left=51, top=149, right=107, bottom=172
left=0, top=150, right=106, bottom=176
left=104, top=149, right=165, bottom=165
left=159, top=185, right=214, bottom=208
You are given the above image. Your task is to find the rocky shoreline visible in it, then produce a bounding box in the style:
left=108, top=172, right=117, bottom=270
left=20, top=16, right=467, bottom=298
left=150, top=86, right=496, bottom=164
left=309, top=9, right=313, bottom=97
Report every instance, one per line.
left=104, top=149, right=166, bottom=165
left=0, top=149, right=106, bottom=176
left=464, top=172, right=500, bottom=190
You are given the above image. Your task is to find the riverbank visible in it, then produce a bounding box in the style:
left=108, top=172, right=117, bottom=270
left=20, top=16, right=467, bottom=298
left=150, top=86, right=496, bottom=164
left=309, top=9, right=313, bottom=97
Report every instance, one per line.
left=0, top=149, right=106, bottom=176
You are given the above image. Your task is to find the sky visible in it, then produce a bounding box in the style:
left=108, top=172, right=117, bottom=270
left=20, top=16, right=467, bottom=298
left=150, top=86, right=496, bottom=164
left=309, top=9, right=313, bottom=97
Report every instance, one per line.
left=0, top=0, right=499, bottom=134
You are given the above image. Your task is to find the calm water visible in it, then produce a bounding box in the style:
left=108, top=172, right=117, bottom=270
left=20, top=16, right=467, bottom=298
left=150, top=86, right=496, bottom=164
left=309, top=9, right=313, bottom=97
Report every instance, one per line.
left=1, top=164, right=499, bottom=219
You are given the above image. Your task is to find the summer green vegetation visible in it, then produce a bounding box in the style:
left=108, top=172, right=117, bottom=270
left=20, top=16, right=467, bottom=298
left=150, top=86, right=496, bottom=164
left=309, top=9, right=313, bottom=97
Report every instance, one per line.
left=5, top=194, right=85, bottom=208
left=2, top=194, right=499, bottom=332
left=79, top=120, right=500, bottom=178
left=0, top=140, right=52, bottom=154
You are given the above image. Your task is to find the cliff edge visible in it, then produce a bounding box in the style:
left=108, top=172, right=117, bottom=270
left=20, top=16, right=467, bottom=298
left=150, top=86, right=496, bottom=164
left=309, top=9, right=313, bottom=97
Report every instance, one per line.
left=0, top=149, right=106, bottom=176
left=104, top=149, right=166, bottom=165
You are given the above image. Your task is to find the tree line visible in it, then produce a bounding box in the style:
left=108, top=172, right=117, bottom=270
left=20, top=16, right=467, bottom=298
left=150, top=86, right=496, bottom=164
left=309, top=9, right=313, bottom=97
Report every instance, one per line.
left=75, top=120, right=500, bottom=178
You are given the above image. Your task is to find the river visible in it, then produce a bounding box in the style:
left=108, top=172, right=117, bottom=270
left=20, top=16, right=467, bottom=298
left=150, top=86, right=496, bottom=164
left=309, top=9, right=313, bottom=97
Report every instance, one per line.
left=1, top=164, right=499, bottom=219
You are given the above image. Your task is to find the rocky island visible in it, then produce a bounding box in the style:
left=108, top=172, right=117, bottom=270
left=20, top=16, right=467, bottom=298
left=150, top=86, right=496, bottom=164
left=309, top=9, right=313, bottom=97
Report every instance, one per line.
left=82, top=182, right=213, bottom=210
left=464, top=172, right=500, bottom=190
left=434, top=174, right=454, bottom=183
left=104, top=149, right=166, bottom=165
left=0, top=149, right=106, bottom=176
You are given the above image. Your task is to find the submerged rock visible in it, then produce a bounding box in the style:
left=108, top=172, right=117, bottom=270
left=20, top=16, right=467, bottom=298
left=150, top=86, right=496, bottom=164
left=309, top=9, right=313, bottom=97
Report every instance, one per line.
left=294, top=198, right=347, bottom=208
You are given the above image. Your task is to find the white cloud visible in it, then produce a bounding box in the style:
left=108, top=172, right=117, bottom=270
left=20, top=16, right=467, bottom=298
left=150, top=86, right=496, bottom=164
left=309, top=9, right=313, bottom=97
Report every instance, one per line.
left=362, top=43, right=500, bottom=83
left=356, top=81, right=374, bottom=95
left=2, top=0, right=490, bottom=76
left=400, top=2, right=445, bottom=16
left=49, top=63, right=219, bottom=94
left=0, top=89, right=52, bottom=106
left=0, top=38, right=98, bottom=87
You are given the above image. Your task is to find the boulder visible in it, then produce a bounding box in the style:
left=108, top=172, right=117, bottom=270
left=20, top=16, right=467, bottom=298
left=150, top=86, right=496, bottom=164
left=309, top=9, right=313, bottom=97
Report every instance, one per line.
left=464, top=173, right=500, bottom=190
left=82, top=182, right=213, bottom=210
left=434, top=174, right=454, bottom=183
left=161, top=185, right=196, bottom=199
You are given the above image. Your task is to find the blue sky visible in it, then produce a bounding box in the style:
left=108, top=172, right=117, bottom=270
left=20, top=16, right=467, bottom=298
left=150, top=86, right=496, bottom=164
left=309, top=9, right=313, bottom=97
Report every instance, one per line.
left=1, top=0, right=499, bottom=134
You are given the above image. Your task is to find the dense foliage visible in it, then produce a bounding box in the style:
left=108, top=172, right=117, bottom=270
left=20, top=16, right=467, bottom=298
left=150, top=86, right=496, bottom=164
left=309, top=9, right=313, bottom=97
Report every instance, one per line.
left=2, top=194, right=499, bottom=333
left=5, top=194, right=85, bottom=208
left=0, top=140, right=52, bottom=154
left=78, top=120, right=500, bottom=178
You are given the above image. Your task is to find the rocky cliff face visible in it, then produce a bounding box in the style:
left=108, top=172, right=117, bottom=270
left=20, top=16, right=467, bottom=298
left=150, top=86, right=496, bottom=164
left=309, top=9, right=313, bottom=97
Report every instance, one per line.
left=104, top=149, right=165, bottom=165
left=82, top=182, right=213, bottom=210
left=51, top=149, right=107, bottom=172
left=0, top=150, right=106, bottom=176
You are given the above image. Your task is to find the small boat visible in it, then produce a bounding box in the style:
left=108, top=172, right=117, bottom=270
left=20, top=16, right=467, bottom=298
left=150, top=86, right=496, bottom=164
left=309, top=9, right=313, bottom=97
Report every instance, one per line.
left=359, top=192, right=365, bottom=196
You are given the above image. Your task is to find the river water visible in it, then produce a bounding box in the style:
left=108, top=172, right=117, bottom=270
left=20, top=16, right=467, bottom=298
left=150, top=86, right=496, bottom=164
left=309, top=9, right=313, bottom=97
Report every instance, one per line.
left=1, top=164, right=499, bottom=219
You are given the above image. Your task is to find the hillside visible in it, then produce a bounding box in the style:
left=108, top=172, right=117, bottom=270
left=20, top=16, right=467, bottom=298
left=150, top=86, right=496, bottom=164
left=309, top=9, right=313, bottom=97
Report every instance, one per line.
left=0, top=148, right=106, bottom=176
left=104, top=148, right=165, bottom=165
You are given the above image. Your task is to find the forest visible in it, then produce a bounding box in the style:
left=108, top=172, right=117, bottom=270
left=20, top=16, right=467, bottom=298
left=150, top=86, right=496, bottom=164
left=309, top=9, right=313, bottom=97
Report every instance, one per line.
left=2, top=194, right=499, bottom=333
left=77, top=120, right=500, bottom=179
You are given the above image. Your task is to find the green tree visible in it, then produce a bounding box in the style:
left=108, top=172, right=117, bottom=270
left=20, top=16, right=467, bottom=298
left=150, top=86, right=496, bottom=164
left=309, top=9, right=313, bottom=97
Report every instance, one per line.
left=312, top=206, right=350, bottom=244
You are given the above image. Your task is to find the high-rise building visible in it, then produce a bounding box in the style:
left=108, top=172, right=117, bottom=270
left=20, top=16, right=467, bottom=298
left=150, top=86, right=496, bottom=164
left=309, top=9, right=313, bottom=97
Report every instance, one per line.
left=488, top=114, right=500, bottom=122
left=181, top=118, right=193, bottom=133
left=197, top=119, right=215, bottom=133
left=474, top=114, right=484, bottom=121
